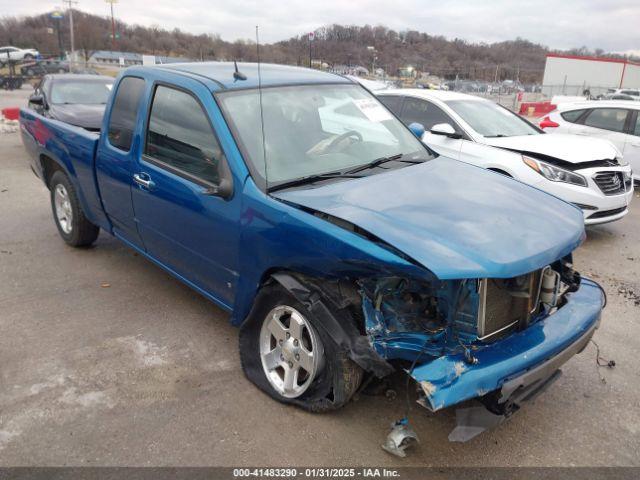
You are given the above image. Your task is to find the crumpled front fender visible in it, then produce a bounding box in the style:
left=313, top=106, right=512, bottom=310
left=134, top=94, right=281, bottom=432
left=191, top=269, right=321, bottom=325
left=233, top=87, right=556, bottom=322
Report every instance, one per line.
left=411, top=279, right=603, bottom=411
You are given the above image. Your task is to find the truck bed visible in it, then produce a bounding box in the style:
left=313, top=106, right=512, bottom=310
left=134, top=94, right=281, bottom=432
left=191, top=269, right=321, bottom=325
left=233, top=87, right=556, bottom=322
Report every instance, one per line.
left=19, top=108, right=110, bottom=230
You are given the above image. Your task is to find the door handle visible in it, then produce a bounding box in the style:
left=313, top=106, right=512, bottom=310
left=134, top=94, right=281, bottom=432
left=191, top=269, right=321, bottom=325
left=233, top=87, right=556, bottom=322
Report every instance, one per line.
left=133, top=173, right=155, bottom=189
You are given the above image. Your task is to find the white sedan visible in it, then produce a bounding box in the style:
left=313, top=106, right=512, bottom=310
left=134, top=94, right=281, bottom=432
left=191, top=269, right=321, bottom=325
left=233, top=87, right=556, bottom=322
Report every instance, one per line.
left=376, top=89, right=634, bottom=225
left=0, top=46, right=39, bottom=66
left=539, top=100, right=640, bottom=184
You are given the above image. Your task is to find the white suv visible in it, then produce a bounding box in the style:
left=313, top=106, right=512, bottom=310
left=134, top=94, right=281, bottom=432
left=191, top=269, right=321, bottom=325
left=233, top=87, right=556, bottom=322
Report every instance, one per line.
left=376, top=89, right=633, bottom=225
left=540, top=101, right=640, bottom=185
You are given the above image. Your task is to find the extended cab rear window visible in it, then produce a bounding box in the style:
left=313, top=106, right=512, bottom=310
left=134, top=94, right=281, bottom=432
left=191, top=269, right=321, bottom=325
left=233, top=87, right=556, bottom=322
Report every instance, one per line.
left=107, top=77, right=145, bottom=151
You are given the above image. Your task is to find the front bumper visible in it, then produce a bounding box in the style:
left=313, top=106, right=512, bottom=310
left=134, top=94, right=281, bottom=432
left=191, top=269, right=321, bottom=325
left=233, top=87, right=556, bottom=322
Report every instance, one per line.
left=411, top=279, right=603, bottom=412
left=584, top=205, right=630, bottom=225
left=537, top=165, right=633, bottom=225
left=549, top=165, right=633, bottom=225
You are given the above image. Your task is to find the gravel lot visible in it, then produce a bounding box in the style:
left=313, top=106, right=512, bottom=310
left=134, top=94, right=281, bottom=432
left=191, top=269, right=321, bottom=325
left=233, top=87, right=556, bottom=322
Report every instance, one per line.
left=1, top=86, right=639, bottom=467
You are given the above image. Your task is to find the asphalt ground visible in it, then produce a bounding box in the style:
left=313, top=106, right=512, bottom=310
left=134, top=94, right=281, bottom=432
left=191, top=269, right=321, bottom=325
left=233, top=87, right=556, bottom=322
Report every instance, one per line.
left=1, top=86, right=639, bottom=466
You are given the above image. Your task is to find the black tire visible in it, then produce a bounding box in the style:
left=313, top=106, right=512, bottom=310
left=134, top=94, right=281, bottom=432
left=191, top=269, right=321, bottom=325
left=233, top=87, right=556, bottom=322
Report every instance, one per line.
left=239, top=284, right=363, bottom=413
left=49, top=170, right=100, bottom=247
left=23, top=54, right=34, bottom=61
left=26, top=68, right=34, bottom=76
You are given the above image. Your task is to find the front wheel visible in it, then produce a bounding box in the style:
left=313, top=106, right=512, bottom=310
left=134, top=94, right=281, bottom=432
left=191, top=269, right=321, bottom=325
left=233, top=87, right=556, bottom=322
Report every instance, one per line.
left=49, top=170, right=100, bottom=247
left=239, top=284, right=363, bottom=412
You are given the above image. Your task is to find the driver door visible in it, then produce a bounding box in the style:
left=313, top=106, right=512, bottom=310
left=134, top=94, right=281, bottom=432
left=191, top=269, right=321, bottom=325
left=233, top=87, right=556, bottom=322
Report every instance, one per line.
left=131, top=80, right=241, bottom=307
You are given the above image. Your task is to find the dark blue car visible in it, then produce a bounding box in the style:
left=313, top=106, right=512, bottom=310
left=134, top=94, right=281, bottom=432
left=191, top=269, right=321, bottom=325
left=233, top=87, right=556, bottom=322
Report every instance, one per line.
left=19, top=63, right=603, bottom=431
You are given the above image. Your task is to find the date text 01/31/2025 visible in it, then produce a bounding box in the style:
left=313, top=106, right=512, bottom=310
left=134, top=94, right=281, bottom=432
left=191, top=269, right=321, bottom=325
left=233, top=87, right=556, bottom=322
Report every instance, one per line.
left=232, top=468, right=401, bottom=478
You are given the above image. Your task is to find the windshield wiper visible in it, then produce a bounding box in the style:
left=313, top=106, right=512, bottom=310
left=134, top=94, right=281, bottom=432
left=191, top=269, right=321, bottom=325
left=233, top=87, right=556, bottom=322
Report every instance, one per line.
left=267, top=153, right=427, bottom=193
left=484, top=134, right=508, bottom=138
left=344, top=153, right=424, bottom=175
left=267, top=172, right=363, bottom=193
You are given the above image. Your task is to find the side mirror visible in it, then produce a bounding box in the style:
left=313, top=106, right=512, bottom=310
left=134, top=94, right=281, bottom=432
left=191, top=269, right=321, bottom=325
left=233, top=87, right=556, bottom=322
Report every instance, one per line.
left=431, top=123, right=461, bottom=139
left=29, top=95, right=44, bottom=106
left=202, top=178, right=233, bottom=200
left=408, top=122, right=425, bottom=139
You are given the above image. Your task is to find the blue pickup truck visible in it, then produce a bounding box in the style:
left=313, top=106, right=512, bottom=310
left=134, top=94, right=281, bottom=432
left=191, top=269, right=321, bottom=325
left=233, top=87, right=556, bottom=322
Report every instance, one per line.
left=20, top=62, right=604, bottom=431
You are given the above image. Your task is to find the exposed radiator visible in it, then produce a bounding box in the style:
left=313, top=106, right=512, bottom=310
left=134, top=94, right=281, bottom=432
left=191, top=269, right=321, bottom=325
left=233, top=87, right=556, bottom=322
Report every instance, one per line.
left=477, top=269, right=543, bottom=341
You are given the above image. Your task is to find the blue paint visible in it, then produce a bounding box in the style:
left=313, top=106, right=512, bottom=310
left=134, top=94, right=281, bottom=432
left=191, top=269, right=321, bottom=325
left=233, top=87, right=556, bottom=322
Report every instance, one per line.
left=19, top=62, right=602, bottom=409
left=155, top=62, right=352, bottom=91
left=19, top=110, right=110, bottom=230
left=275, top=158, right=586, bottom=279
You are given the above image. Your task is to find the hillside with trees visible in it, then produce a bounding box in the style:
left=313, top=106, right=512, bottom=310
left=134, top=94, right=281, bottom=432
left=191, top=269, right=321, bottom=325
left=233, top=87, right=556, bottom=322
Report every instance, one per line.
left=1, top=10, right=637, bottom=83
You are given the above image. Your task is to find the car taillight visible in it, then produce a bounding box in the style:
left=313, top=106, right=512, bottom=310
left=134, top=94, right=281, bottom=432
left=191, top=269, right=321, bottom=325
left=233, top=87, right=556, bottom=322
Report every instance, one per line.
left=539, top=116, right=559, bottom=129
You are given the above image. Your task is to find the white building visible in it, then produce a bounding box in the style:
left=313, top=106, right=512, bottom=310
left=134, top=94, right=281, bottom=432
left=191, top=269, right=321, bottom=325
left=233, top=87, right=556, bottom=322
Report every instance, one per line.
left=542, top=54, right=640, bottom=97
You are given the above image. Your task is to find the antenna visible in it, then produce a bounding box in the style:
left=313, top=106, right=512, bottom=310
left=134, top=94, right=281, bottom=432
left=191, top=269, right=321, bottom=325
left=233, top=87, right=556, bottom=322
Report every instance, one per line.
left=256, top=25, right=268, bottom=190
left=233, top=60, right=247, bottom=81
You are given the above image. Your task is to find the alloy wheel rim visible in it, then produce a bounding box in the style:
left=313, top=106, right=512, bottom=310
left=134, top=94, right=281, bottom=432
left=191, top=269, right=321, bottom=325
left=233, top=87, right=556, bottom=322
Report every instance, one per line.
left=54, top=184, right=73, bottom=234
left=259, top=305, right=324, bottom=398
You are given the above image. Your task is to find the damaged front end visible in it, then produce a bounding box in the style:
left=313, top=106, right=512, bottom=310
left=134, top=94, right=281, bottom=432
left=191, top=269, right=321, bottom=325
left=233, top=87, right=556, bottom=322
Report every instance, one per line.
left=358, top=258, right=603, bottom=436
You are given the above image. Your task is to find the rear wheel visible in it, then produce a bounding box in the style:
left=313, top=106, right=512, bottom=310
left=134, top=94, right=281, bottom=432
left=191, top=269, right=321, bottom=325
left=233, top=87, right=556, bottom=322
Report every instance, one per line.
left=239, top=284, right=363, bottom=412
left=49, top=170, right=99, bottom=247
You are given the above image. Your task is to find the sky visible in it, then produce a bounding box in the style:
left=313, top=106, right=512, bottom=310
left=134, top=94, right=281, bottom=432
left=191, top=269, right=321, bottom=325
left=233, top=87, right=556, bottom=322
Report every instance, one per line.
left=2, top=0, right=639, bottom=54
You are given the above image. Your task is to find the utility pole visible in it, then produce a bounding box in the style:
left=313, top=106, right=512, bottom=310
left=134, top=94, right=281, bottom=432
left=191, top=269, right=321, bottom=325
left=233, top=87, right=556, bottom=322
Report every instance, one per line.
left=308, top=31, right=314, bottom=68
left=105, top=0, right=118, bottom=51
left=63, top=0, right=78, bottom=62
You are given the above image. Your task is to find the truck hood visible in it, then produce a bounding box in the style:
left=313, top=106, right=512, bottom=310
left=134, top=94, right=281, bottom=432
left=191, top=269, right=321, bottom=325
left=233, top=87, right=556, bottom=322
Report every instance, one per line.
left=483, top=133, right=618, bottom=164
left=48, top=104, right=105, bottom=131
left=274, top=158, right=585, bottom=279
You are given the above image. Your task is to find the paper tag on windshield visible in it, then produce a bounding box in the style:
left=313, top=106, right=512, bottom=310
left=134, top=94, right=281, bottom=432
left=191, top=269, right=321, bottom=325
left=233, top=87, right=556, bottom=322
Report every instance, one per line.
left=353, top=98, right=393, bottom=122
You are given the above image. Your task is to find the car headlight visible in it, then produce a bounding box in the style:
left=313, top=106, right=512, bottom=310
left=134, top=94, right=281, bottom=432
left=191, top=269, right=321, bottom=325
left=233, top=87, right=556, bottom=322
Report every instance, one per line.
left=522, top=155, right=587, bottom=187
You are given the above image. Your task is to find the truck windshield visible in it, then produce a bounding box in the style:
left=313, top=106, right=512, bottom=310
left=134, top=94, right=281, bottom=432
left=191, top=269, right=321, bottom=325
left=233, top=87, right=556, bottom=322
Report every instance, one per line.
left=50, top=79, right=114, bottom=105
left=217, top=84, right=429, bottom=188
left=445, top=99, right=540, bottom=138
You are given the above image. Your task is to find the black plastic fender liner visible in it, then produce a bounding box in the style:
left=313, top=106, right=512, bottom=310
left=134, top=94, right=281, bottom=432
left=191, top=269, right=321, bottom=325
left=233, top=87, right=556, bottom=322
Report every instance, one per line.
left=271, top=272, right=395, bottom=378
